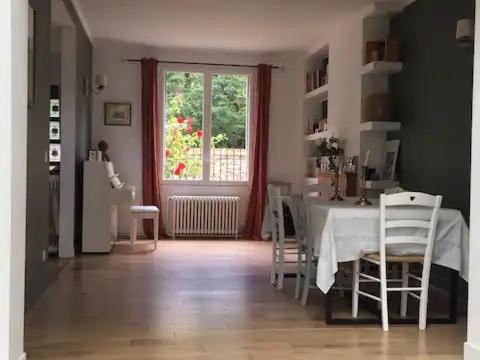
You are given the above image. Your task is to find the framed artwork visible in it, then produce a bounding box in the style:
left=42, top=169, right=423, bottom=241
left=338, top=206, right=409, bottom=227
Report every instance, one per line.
left=104, top=103, right=131, bottom=126
left=50, top=99, right=60, bottom=118
left=382, top=140, right=400, bottom=181
left=49, top=121, right=60, bottom=140
left=49, top=143, right=61, bottom=163
left=28, top=5, right=35, bottom=109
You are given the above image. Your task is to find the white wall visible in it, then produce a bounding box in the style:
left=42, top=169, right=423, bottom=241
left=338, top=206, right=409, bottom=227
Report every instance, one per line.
left=0, top=0, right=27, bottom=359
left=92, top=39, right=304, bottom=234
left=327, top=13, right=363, bottom=157
left=465, top=1, right=480, bottom=358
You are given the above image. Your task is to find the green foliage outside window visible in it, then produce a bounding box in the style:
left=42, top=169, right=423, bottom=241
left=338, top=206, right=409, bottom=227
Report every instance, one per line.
left=164, top=71, right=248, bottom=180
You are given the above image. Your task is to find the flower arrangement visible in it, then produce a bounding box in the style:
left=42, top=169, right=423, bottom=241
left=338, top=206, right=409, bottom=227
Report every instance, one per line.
left=317, top=135, right=344, bottom=171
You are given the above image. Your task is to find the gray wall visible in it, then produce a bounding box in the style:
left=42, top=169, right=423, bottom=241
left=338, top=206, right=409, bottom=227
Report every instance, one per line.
left=390, top=0, right=474, bottom=222
left=26, top=0, right=53, bottom=310
left=63, top=0, right=93, bottom=252
left=25, top=0, right=92, bottom=309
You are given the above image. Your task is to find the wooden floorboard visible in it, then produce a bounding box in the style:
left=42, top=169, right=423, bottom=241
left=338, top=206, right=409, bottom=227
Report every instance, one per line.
left=25, top=240, right=466, bottom=359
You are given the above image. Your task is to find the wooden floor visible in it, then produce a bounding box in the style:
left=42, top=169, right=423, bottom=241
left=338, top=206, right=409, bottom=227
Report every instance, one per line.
left=25, top=240, right=466, bottom=359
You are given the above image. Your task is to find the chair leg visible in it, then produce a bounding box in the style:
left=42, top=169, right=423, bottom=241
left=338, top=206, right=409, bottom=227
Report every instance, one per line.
left=301, top=250, right=312, bottom=306
left=130, top=217, right=137, bottom=245
left=352, top=259, right=360, bottom=318
left=270, top=238, right=277, bottom=285
left=400, top=263, right=409, bottom=318
left=419, top=266, right=431, bottom=330
left=380, top=260, right=389, bottom=332
left=277, top=240, right=285, bottom=290
left=153, top=215, right=159, bottom=250
left=295, top=246, right=303, bottom=300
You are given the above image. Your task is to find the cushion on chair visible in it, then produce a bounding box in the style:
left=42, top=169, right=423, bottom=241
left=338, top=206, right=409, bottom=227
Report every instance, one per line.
left=130, top=205, right=159, bottom=214
left=363, top=253, right=424, bottom=263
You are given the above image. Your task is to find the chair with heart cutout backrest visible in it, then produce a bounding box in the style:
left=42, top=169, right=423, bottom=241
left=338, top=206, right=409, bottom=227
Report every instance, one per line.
left=351, top=192, right=442, bottom=331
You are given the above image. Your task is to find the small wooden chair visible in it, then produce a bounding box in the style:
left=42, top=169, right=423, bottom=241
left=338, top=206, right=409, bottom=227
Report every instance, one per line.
left=130, top=205, right=159, bottom=250
left=351, top=192, right=442, bottom=331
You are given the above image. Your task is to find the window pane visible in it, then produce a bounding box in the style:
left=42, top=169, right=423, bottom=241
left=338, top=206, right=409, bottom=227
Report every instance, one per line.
left=164, top=71, right=204, bottom=180
left=210, top=74, right=249, bottom=181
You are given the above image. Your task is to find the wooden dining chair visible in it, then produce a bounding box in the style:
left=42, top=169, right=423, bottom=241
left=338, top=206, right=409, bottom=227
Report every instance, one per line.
left=267, top=184, right=298, bottom=290
left=351, top=192, right=442, bottom=331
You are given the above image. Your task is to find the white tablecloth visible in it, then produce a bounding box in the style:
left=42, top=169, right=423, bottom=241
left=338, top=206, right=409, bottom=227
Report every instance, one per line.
left=307, top=198, right=470, bottom=293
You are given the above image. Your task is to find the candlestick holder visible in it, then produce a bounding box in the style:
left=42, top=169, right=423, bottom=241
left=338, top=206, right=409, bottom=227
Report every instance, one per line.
left=329, top=168, right=345, bottom=202
left=355, top=166, right=372, bottom=206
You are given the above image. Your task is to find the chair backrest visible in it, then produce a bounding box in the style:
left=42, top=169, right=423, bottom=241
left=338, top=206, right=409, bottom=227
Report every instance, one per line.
left=267, top=184, right=285, bottom=242
left=380, top=192, right=442, bottom=265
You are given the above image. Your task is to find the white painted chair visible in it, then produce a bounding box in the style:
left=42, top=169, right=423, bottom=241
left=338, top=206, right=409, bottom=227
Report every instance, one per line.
left=267, top=184, right=298, bottom=290
left=130, top=205, right=160, bottom=250
left=291, top=184, right=330, bottom=306
left=352, top=192, right=442, bottom=331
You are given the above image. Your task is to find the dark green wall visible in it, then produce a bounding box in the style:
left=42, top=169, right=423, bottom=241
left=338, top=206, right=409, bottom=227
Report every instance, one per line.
left=25, top=0, right=92, bottom=310
left=390, top=0, right=474, bottom=222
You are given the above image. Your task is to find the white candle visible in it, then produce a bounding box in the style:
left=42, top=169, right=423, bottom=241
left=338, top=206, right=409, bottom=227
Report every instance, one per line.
left=364, top=150, right=370, bottom=167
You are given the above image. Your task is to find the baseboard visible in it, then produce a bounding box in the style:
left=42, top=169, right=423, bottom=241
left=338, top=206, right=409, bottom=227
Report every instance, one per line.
left=464, top=342, right=480, bottom=360
left=18, top=353, right=26, bottom=360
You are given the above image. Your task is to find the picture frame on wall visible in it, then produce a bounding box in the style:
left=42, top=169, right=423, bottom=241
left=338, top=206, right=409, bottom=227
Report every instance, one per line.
left=104, top=102, right=132, bottom=126
left=382, top=140, right=400, bottom=181
left=49, top=143, right=61, bottom=163
left=49, top=121, right=60, bottom=140
left=28, top=5, right=35, bottom=109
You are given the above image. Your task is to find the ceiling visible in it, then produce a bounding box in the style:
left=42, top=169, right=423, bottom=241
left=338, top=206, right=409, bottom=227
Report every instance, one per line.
left=75, top=0, right=373, bottom=52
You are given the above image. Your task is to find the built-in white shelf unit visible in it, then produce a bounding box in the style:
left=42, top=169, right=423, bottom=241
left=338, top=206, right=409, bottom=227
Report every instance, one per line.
left=362, top=61, right=403, bottom=76
left=304, top=130, right=333, bottom=141
left=303, top=45, right=330, bottom=182
left=360, top=121, right=401, bottom=132
left=363, top=0, right=405, bottom=19
left=359, top=1, right=408, bottom=190
left=305, top=84, right=328, bottom=101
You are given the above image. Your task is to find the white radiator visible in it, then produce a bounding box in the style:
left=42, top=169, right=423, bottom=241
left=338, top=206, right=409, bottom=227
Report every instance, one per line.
left=168, top=195, right=240, bottom=239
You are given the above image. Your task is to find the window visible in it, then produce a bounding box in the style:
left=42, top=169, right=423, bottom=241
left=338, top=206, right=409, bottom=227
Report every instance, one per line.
left=163, top=68, right=252, bottom=183
left=211, top=74, right=249, bottom=181
left=163, top=71, right=204, bottom=180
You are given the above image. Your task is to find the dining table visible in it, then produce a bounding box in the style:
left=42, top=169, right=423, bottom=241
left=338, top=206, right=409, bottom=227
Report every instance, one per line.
left=262, top=196, right=470, bottom=325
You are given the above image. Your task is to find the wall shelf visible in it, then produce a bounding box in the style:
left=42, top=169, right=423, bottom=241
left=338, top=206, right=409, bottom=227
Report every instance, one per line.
left=363, top=1, right=405, bottom=19
left=305, top=84, right=328, bottom=101
left=365, top=180, right=399, bottom=190
left=360, top=121, right=401, bottom=132
left=362, top=61, right=403, bottom=76
left=305, top=130, right=332, bottom=141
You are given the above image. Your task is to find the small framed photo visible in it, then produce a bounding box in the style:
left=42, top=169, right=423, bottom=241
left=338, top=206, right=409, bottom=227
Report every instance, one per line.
left=104, top=102, right=131, bottom=126
left=49, top=143, right=61, bottom=163
left=88, top=150, right=97, bottom=161
left=50, top=99, right=60, bottom=118
left=382, top=140, right=400, bottom=180
left=49, top=121, right=60, bottom=140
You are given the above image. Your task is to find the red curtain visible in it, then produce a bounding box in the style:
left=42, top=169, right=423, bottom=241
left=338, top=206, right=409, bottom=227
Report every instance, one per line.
left=141, top=58, right=164, bottom=237
left=244, top=64, right=272, bottom=240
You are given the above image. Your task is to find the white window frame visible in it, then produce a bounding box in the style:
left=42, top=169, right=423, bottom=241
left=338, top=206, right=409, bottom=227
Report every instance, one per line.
left=159, top=64, right=256, bottom=186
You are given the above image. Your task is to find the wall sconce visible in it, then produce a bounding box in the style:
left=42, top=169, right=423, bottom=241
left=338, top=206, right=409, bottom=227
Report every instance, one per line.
left=456, top=18, right=474, bottom=50
left=84, top=74, right=108, bottom=95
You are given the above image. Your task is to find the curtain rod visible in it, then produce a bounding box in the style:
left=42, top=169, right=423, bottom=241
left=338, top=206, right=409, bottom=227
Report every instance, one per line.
left=120, top=57, right=282, bottom=69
